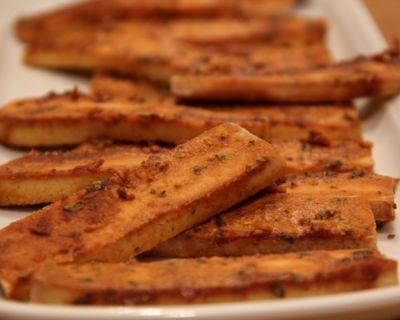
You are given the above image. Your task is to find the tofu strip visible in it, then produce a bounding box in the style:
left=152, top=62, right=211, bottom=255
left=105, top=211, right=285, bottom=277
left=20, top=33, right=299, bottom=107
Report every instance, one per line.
left=0, top=90, right=367, bottom=148
left=0, top=143, right=167, bottom=206
left=171, top=49, right=400, bottom=102
left=16, top=0, right=297, bottom=43
left=0, top=91, right=270, bottom=147
left=146, top=195, right=377, bottom=258
left=91, top=73, right=362, bottom=141
left=23, top=18, right=328, bottom=84
left=30, top=250, right=397, bottom=305
left=278, top=139, right=374, bottom=174
left=280, top=172, right=398, bottom=222
left=213, top=105, right=362, bottom=141
left=0, top=123, right=285, bottom=300
left=0, top=139, right=373, bottom=206
left=138, top=18, right=325, bottom=46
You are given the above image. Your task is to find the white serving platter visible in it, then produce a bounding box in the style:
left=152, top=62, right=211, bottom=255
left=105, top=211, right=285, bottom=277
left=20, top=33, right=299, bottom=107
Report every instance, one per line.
left=0, top=0, right=399, bottom=319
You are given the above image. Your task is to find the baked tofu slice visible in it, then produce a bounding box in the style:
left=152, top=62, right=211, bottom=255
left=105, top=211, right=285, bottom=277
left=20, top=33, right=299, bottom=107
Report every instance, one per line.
left=24, top=19, right=329, bottom=83
left=156, top=17, right=326, bottom=46
left=21, top=16, right=326, bottom=46
left=171, top=49, right=400, bottom=102
left=0, top=90, right=270, bottom=148
left=0, top=142, right=166, bottom=206
left=16, top=0, right=297, bottom=43
left=277, top=139, right=373, bottom=174
left=0, top=123, right=285, bottom=300
left=92, top=73, right=362, bottom=141
left=215, top=105, right=362, bottom=141
left=30, top=249, right=397, bottom=305
left=280, top=171, right=398, bottom=222
left=91, top=73, right=173, bottom=103
left=147, top=195, right=376, bottom=258
left=0, top=138, right=372, bottom=206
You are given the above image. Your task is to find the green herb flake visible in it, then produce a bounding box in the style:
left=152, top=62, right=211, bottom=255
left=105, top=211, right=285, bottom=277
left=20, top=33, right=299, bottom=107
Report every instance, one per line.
left=215, top=232, right=225, bottom=241
left=193, top=165, right=203, bottom=175
left=63, top=201, right=85, bottom=214
left=245, top=165, right=254, bottom=173
left=149, top=189, right=156, bottom=194
left=89, top=178, right=110, bottom=192
left=344, top=229, right=354, bottom=236
left=256, top=156, right=267, bottom=163
left=324, top=171, right=337, bottom=177
left=271, top=283, right=286, bottom=298
left=347, top=169, right=365, bottom=179
left=278, top=234, right=294, bottom=244
left=352, top=250, right=373, bottom=260
left=159, top=190, right=167, bottom=198
left=314, top=210, right=336, bottom=220
left=343, top=114, right=355, bottom=122
left=328, top=160, right=343, bottom=170
left=248, top=140, right=256, bottom=147
left=215, top=154, right=226, bottom=161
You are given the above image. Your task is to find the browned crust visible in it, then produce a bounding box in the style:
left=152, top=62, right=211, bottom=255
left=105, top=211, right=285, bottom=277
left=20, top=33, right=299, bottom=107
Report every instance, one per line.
left=213, top=105, right=362, bottom=141
left=91, top=73, right=172, bottom=103
left=91, top=73, right=362, bottom=141
left=171, top=49, right=400, bottom=102
left=0, top=137, right=372, bottom=206
left=0, top=90, right=270, bottom=147
left=0, top=142, right=164, bottom=178
left=23, top=18, right=329, bottom=84
left=280, top=171, right=397, bottom=222
left=0, top=123, right=285, bottom=300
left=164, top=17, right=326, bottom=46
left=16, top=0, right=298, bottom=43
left=147, top=195, right=376, bottom=258
left=0, top=143, right=166, bottom=206
left=277, top=139, right=374, bottom=174
left=30, top=249, right=397, bottom=305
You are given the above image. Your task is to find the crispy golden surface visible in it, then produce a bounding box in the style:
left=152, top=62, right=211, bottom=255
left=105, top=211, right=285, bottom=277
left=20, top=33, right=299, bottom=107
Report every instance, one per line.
left=0, top=138, right=372, bottom=206
left=0, top=123, right=285, bottom=300
left=16, top=0, right=297, bottom=43
left=92, top=73, right=172, bottom=103
left=172, top=49, right=400, bottom=102
left=0, top=90, right=270, bottom=148
left=30, top=249, right=397, bottom=305
left=0, top=142, right=166, bottom=206
left=277, top=139, right=373, bottom=174
left=214, top=105, right=362, bottom=141
left=280, top=171, right=397, bottom=222
left=147, top=195, right=376, bottom=258
left=21, top=16, right=324, bottom=46
left=165, top=17, right=325, bottom=45
left=92, top=73, right=362, bottom=141
left=24, top=19, right=329, bottom=83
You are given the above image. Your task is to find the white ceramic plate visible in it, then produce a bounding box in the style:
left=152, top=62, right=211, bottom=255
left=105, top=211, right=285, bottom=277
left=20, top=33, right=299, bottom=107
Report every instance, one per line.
left=0, top=0, right=399, bottom=319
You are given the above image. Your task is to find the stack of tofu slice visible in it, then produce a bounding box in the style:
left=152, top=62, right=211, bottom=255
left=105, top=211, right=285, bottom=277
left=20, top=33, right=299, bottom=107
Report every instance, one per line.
left=0, top=0, right=398, bottom=305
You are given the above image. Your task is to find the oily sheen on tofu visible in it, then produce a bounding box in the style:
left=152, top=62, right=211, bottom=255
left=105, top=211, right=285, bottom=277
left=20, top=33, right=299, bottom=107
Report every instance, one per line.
left=0, top=123, right=285, bottom=300
left=30, top=249, right=397, bottom=305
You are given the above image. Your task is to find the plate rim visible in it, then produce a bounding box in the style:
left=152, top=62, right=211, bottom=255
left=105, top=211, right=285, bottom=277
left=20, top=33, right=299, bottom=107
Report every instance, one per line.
left=0, top=0, right=399, bottom=319
left=1, top=286, right=400, bottom=320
